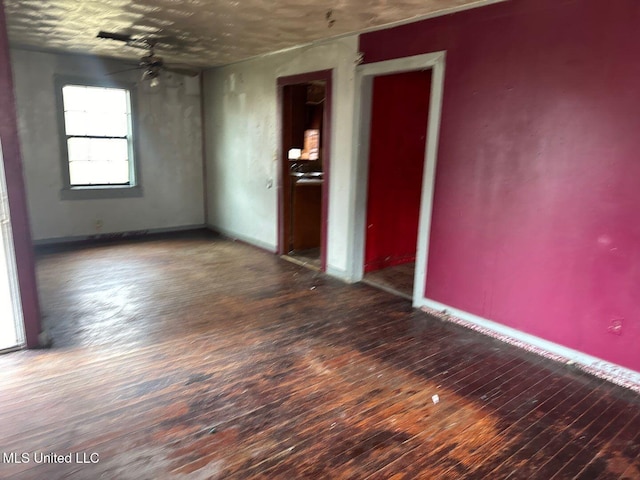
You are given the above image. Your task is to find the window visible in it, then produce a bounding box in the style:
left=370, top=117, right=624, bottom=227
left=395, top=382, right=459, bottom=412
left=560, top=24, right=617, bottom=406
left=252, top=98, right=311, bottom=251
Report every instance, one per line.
left=57, top=78, right=141, bottom=199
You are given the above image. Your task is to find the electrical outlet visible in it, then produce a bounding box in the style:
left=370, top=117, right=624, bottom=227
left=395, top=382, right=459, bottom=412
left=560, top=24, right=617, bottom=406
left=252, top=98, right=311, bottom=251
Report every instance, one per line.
left=95, top=220, right=103, bottom=231
left=607, top=319, right=623, bottom=336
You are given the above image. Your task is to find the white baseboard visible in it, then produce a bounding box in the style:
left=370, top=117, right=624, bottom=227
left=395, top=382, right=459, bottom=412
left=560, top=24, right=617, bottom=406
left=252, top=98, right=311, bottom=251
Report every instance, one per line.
left=206, top=224, right=277, bottom=253
left=417, top=297, right=640, bottom=394
left=326, top=265, right=358, bottom=283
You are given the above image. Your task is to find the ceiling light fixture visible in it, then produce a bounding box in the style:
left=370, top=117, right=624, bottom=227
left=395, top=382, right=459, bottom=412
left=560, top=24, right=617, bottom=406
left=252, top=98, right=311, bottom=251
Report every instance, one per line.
left=142, top=68, right=161, bottom=87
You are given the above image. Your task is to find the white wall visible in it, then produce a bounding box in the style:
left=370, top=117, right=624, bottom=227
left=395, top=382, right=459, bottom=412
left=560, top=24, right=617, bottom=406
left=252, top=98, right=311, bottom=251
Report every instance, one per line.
left=203, top=36, right=359, bottom=278
left=11, top=48, right=205, bottom=241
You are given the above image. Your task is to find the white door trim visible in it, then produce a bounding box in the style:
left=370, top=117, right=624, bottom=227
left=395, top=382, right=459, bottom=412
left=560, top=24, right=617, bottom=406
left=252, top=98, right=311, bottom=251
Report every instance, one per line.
left=349, top=51, right=446, bottom=307
left=347, top=53, right=640, bottom=387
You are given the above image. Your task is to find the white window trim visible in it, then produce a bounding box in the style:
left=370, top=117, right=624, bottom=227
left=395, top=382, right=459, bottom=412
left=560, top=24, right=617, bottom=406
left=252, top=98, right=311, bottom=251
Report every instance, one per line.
left=55, top=76, right=143, bottom=200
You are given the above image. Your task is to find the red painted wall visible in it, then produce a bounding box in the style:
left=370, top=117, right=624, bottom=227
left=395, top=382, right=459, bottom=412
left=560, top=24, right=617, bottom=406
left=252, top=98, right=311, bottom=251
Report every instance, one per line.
left=0, top=0, right=42, bottom=348
left=365, top=71, right=431, bottom=273
left=360, top=0, right=640, bottom=372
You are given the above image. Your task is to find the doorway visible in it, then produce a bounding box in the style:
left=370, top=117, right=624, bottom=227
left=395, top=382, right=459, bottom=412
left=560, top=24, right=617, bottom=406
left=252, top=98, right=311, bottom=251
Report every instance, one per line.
left=351, top=52, right=446, bottom=306
left=0, top=142, right=24, bottom=351
left=277, top=71, right=332, bottom=271
left=362, top=70, right=432, bottom=299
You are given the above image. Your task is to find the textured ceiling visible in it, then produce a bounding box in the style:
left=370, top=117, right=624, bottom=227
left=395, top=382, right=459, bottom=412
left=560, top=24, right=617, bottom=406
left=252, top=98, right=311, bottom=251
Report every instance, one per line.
left=4, top=0, right=499, bottom=68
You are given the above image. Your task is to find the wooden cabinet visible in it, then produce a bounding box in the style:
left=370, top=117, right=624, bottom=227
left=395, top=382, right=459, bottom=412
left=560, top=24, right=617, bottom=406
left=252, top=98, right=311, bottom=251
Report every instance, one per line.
left=291, top=179, right=322, bottom=251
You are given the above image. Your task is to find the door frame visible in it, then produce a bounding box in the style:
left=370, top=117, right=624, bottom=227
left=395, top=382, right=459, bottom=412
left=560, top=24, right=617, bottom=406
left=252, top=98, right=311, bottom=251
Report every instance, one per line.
left=351, top=52, right=446, bottom=306
left=276, top=69, right=333, bottom=272
left=0, top=140, right=25, bottom=350
left=0, top=2, right=41, bottom=349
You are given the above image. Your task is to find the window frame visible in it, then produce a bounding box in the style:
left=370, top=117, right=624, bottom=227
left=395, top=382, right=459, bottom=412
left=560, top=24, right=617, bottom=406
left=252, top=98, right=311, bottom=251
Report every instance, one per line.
left=55, top=76, right=142, bottom=200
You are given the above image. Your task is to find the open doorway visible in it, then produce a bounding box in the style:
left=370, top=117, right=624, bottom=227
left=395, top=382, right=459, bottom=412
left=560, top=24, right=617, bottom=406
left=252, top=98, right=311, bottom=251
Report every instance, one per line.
left=361, top=70, right=432, bottom=299
left=278, top=71, right=332, bottom=271
left=352, top=51, right=446, bottom=306
left=0, top=142, right=24, bottom=351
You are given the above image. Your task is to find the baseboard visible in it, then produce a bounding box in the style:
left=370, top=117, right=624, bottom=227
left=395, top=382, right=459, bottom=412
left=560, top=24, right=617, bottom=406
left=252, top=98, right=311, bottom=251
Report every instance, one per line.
left=33, top=224, right=208, bottom=246
left=206, top=225, right=277, bottom=254
left=326, top=265, right=358, bottom=283
left=417, top=298, right=640, bottom=394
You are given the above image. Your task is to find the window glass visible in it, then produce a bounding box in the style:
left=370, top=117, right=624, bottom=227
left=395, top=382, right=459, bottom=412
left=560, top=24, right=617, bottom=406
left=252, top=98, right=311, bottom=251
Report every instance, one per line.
left=61, top=84, right=134, bottom=187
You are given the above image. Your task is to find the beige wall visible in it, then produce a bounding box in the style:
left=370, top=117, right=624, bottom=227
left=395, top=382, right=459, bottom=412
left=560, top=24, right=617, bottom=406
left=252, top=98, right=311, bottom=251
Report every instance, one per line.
left=11, top=48, right=205, bottom=241
left=203, top=36, right=359, bottom=278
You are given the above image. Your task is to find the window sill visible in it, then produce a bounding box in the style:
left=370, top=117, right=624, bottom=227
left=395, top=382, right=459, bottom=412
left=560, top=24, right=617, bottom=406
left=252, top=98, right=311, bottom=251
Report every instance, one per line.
left=60, top=185, right=143, bottom=201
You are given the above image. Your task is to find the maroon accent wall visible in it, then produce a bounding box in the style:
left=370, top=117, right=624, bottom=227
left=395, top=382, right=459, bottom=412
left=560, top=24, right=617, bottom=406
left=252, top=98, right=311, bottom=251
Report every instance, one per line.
left=0, top=0, right=42, bottom=348
left=360, top=0, right=640, bottom=371
left=364, top=71, right=431, bottom=273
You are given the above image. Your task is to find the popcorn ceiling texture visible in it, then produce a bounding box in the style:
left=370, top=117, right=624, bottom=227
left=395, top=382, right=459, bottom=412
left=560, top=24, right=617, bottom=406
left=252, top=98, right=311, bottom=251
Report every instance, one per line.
left=4, top=0, right=496, bottom=67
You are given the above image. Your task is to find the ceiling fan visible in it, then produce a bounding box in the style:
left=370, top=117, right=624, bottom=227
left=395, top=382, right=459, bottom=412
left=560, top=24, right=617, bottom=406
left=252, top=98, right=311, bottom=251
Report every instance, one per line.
left=97, top=31, right=200, bottom=86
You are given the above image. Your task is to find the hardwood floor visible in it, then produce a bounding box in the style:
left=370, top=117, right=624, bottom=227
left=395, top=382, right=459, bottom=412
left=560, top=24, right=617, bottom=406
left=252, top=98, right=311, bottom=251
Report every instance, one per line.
left=363, top=262, right=415, bottom=300
left=284, top=247, right=322, bottom=271
left=0, top=230, right=638, bottom=479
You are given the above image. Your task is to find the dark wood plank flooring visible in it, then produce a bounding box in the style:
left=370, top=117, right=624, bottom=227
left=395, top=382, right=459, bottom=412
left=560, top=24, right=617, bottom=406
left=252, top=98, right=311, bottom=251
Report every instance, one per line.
left=363, top=262, right=415, bottom=300
left=0, top=231, right=638, bottom=479
left=284, top=248, right=322, bottom=270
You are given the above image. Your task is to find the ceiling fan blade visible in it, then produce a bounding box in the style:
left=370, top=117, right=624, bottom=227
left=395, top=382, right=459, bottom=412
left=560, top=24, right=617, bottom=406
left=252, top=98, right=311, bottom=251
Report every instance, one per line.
left=97, top=31, right=133, bottom=43
left=97, top=30, right=197, bottom=78
left=98, top=31, right=151, bottom=51
left=163, top=65, right=200, bottom=77
left=106, top=66, right=141, bottom=76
